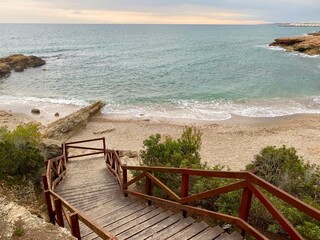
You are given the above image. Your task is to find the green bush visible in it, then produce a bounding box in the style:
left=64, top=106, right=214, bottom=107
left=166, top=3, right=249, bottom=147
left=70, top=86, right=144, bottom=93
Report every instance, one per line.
left=0, top=123, right=44, bottom=184
left=138, top=126, right=231, bottom=205
left=246, top=145, right=320, bottom=240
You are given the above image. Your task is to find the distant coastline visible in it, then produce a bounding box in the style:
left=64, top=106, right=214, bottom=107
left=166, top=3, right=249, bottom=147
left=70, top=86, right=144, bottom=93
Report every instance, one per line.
left=278, top=22, right=320, bottom=27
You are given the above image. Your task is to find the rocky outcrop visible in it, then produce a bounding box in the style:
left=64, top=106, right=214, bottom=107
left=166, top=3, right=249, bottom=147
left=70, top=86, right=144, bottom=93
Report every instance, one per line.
left=42, top=101, right=105, bottom=140
left=0, top=54, right=46, bottom=78
left=269, top=32, right=320, bottom=55
left=0, top=197, right=75, bottom=240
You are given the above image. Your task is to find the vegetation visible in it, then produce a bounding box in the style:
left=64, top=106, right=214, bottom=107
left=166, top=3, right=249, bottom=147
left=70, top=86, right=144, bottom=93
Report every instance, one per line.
left=13, top=226, right=25, bottom=237
left=139, top=127, right=228, bottom=202
left=138, top=128, right=320, bottom=240
left=0, top=123, right=44, bottom=185
left=246, top=145, right=320, bottom=240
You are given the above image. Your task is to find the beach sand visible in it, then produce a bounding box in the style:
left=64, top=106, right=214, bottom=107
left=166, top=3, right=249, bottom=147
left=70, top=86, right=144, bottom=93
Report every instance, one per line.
left=1, top=105, right=319, bottom=171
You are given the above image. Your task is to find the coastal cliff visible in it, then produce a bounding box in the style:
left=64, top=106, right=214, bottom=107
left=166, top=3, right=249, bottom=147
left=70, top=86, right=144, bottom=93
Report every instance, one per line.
left=269, top=32, right=320, bottom=55
left=0, top=54, right=45, bottom=78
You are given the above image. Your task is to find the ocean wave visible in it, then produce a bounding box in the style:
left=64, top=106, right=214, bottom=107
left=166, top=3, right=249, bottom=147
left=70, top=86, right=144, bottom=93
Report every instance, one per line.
left=103, top=97, right=320, bottom=121
left=0, top=95, right=89, bottom=106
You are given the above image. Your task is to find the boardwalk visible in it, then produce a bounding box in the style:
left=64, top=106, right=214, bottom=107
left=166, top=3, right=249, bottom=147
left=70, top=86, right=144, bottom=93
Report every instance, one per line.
left=55, top=156, right=244, bottom=240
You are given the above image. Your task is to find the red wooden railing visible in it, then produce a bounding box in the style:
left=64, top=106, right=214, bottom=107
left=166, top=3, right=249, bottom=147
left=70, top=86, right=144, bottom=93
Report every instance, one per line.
left=105, top=149, right=320, bottom=240
left=42, top=137, right=320, bottom=240
left=43, top=138, right=117, bottom=240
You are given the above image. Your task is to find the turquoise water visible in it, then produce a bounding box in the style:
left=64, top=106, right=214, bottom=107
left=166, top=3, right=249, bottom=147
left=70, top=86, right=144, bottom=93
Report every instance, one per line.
left=0, top=24, right=320, bottom=120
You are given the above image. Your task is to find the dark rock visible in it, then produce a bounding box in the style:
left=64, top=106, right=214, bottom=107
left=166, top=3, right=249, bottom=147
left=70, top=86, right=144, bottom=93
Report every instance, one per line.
left=54, top=112, right=60, bottom=117
left=14, top=65, right=24, bottom=72
left=0, top=54, right=46, bottom=78
left=269, top=33, right=320, bottom=55
left=31, top=109, right=40, bottom=114
left=0, top=63, right=10, bottom=78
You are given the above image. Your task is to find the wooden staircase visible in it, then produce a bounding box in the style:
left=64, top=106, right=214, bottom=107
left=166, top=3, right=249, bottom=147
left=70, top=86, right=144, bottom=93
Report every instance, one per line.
left=55, top=157, right=244, bottom=240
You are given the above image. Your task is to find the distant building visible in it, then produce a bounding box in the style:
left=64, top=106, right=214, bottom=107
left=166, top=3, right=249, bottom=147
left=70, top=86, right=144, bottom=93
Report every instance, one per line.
left=279, top=22, right=320, bottom=27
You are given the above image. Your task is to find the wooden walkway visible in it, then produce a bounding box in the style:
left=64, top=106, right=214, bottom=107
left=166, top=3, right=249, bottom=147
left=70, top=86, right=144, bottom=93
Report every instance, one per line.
left=55, top=156, right=244, bottom=240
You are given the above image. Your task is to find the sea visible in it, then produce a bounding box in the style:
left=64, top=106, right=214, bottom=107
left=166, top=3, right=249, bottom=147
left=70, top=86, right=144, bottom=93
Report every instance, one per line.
left=0, top=24, right=320, bottom=121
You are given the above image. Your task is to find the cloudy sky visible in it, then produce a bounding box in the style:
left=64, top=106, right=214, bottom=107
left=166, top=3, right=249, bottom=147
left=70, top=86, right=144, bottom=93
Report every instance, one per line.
left=0, top=0, right=319, bottom=24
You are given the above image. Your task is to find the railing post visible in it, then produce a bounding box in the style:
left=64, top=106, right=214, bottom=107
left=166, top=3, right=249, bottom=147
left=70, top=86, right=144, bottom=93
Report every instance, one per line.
left=42, top=175, right=55, bottom=223
left=123, top=165, right=128, bottom=197
left=181, top=173, right=189, bottom=218
left=239, top=186, right=253, bottom=236
left=54, top=198, right=64, bottom=227
left=103, top=137, right=106, bottom=158
left=70, top=213, right=81, bottom=240
left=146, top=175, right=152, bottom=206
left=64, top=143, right=69, bottom=163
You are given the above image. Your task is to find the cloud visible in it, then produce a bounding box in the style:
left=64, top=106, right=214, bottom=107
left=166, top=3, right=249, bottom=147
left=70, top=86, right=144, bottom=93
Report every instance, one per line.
left=0, top=0, right=319, bottom=23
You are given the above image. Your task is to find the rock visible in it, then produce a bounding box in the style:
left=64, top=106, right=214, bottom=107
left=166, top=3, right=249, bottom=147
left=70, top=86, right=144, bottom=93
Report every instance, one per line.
left=54, top=112, right=60, bottom=117
left=13, top=65, right=24, bottom=72
left=0, top=54, right=46, bottom=78
left=43, top=101, right=105, bottom=140
left=0, top=63, right=11, bottom=78
left=118, top=150, right=139, bottom=158
left=0, top=110, right=12, bottom=117
left=31, top=109, right=40, bottom=114
left=40, top=139, right=62, bottom=160
left=269, top=33, right=320, bottom=55
left=308, top=32, right=320, bottom=36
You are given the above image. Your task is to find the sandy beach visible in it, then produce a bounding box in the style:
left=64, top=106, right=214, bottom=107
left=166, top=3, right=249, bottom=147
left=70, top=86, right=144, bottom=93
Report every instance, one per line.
left=1, top=103, right=319, bottom=171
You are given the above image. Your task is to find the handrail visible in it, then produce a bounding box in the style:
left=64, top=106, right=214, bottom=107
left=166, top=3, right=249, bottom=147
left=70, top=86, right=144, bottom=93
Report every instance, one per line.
left=106, top=149, right=320, bottom=240
left=43, top=138, right=117, bottom=240
left=64, top=137, right=106, bottom=162
left=41, top=137, right=320, bottom=240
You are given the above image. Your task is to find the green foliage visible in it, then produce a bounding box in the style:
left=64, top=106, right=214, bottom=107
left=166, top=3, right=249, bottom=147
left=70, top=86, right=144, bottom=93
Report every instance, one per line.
left=140, top=126, right=202, bottom=169
left=13, top=226, right=24, bottom=237
left=246, top=145, right=320, bottom=240
left=0, top=123, right=44, bottom=184
left=138, top=126, right=232, bottom=207
left=139, top=127, right=204, bottom=195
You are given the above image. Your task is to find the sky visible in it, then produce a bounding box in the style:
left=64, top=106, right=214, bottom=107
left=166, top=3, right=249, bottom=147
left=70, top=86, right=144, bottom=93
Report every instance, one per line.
left=0, top=0, right=319, bottom=24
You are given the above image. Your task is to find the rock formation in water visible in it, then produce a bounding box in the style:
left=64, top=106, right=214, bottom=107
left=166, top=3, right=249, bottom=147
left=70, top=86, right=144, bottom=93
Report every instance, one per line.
left=42, top=101, right=105, bottom=140
left=269, top=32, right=320, bottom=55
left=0, top=54, right=46, bottom=78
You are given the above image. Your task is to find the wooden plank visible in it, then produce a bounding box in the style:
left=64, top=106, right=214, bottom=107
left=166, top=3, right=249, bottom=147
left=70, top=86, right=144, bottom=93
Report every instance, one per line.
left=147, top=217, right=195, bottom=240
left=190, top=225, right=224, bottom=240
left=214, top=232, right=230, bottom=240
left=111, top=208, right=163, bottom=236
left=130, top=213, right=183, bottom=240
left=166, top=221, right=209, bottom=240
left=81, top=202, right=141, bottom=238
left=117, top=210, right=173, bottom=239
left=228, top=231, right=244, bottom=240
left=106, top=205, right=156, bottom=231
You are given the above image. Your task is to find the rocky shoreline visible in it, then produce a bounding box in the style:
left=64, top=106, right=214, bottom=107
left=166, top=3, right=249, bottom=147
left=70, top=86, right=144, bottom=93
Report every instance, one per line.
left=269, top=32, right=320, bottom=55
left=0, top=54, right=45, bottom=78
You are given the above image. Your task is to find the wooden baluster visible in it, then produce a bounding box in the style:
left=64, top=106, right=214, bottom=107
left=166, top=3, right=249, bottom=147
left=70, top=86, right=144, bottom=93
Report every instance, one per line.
left=103, top=137, right=106, bottom=158
left=239, top=186, right=253, bottom=236
left=70, top=213, right=81, bottom=240
left=181, top=173, right=189, bottom=218
left=146, top=175, right=152, bottom=206
left=123, top=165, right=128, bottom=197
left=42, top=175, right=55, bottom=223
left=54, top=198, right=64, bottom=227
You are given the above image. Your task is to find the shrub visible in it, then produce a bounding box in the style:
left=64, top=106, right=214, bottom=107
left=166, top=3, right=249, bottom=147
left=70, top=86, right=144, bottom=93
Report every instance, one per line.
left=0, top=123, right=44, bottom=184
left=138, top=126, right=232, bottom=207
left=246, top=145, right=320, bottom=240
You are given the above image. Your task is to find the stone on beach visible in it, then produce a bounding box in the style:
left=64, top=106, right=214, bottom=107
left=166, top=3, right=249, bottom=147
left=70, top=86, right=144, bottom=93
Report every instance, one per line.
left=31, top=108, right=40, bottom=114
